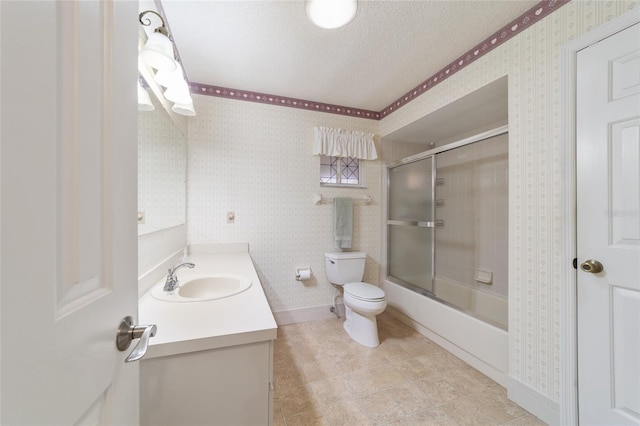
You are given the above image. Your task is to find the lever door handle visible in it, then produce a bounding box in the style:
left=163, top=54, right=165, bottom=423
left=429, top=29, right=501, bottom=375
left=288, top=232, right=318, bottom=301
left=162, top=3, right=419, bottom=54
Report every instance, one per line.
left=116, top=316, right=157, bottom=363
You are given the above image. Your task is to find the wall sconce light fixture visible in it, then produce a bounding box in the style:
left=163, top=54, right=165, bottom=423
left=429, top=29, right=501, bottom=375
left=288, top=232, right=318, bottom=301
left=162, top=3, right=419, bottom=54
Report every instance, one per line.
left=138, top=10, right=176, bottom=72
left=154, top=61, right=191, bottom=104
left=137, top=80, right=155, bottom=111
left=138, top=10, right=195, bottom=116
left=171, top=102, right=196, bottom=117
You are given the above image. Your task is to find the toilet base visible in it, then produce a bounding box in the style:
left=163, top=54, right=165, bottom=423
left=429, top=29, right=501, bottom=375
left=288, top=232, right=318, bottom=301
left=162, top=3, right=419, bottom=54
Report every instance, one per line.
left=343, top=305, right=381, bottom=348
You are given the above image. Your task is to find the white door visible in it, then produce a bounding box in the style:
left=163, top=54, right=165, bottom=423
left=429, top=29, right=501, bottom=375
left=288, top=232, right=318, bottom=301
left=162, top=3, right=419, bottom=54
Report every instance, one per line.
left=1, top=1, right=140, bottom=424
left=576, top=22, right=640, bottom=425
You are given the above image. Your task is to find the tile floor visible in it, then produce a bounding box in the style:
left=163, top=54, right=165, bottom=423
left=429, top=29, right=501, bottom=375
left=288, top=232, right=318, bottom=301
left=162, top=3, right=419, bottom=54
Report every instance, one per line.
left=273, top=312, right=546, bottom=426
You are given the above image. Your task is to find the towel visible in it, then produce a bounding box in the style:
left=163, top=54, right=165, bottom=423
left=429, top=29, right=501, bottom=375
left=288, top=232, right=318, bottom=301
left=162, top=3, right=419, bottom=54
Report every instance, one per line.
left=333, top=197, right=353, bottom=249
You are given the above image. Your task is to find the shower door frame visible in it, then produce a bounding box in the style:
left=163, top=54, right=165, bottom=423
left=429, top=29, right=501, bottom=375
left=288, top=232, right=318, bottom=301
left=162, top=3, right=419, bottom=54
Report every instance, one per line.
left=385, top=125, right=509, bottom=316
left=386, top=154, right=437, bottom=295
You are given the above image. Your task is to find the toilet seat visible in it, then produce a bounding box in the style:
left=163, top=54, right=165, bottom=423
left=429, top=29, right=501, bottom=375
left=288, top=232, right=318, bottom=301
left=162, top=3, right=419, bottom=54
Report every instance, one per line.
left=344, top=282, right=385, bottom=302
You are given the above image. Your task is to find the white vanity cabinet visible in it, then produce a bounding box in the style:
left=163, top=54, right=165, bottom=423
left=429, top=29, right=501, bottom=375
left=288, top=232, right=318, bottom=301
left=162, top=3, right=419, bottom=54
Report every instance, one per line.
left=140, top=340, right=274, bottom=426
left=138, top=244, right=278, bottom=426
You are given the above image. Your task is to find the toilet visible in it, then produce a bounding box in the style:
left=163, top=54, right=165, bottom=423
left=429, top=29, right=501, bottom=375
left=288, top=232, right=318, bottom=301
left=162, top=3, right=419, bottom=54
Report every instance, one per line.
left=325, top=252, right=387, bottom=347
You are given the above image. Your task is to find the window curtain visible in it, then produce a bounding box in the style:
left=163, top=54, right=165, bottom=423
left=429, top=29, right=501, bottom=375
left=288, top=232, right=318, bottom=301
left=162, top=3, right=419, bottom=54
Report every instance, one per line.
left=312, top=126, right=377, bottom=160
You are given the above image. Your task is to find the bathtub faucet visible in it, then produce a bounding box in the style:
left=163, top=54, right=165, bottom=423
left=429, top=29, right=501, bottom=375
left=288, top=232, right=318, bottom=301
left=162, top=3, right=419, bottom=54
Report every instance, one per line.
left=164, top=262, right=195, bottom=292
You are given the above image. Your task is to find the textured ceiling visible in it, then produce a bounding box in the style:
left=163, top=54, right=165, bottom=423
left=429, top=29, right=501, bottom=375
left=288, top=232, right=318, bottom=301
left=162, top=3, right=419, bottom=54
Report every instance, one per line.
left=159, top=0, right=538, bottom=112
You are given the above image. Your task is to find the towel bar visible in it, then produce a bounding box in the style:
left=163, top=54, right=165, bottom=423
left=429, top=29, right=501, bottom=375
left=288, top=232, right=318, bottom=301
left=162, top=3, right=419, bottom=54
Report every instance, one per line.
left=314, top=193, right=371, bottom=205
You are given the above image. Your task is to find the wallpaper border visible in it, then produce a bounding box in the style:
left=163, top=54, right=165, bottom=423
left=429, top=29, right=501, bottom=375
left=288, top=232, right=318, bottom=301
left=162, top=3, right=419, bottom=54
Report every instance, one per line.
left=185, top=0, right=569, bottom=120
left=379, top=0, right=569, bottom=118
left=188, top=82, right=381, bottom=120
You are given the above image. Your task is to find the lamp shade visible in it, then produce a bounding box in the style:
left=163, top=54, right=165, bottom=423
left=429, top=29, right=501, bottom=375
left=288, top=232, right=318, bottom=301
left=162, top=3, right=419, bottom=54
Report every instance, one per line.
left=172, top=102, right=196, bottom=116
left=154, top=60, right=184, bottom=88
left=137, top=81, right=155, bottom=111
left=163, top=78, right=193, bottom=105
left=139, top=31, right=176, bottom=72
left=306, top=0, right=357, bottom=29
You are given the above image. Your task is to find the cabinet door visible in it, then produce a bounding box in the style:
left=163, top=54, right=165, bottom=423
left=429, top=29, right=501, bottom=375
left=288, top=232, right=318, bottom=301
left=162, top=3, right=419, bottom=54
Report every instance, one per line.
left=141, top=341, right=272, bottom=425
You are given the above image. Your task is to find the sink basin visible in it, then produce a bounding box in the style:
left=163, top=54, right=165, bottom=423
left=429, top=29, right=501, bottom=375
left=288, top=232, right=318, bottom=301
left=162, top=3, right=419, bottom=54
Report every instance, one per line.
left=151, top=275, right=252, bottom=302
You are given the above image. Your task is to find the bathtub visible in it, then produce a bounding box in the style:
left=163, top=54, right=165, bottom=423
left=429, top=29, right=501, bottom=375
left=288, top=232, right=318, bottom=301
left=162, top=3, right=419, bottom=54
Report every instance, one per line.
left=382, top=278, right=508, bottom=386
left=433, top=277, right=508, bottom=329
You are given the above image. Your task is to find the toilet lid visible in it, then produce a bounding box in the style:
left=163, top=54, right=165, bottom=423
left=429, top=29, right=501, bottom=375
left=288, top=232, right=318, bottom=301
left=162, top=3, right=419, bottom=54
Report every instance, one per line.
left=344, top=282, right=385, bottom=301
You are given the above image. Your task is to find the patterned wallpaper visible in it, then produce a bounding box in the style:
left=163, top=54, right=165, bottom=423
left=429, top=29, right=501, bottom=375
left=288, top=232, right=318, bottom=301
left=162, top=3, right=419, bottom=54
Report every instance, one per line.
left=380, top=0, right=639, bottom=405
left=187, top=96, right=380, bottom=313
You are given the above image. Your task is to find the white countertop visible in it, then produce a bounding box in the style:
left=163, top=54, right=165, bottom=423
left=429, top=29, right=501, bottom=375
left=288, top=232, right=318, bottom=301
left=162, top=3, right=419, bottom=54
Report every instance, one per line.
left=139, top=249, right=278, bottom=359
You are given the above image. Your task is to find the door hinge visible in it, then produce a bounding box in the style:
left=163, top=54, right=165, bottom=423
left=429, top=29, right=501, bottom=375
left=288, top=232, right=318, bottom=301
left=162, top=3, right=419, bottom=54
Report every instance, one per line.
left=573, top=258, right=577, bottom=270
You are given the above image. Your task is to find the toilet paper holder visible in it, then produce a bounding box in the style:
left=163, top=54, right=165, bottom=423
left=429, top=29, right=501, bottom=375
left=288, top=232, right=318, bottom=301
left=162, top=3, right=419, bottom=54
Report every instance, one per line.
left=296, top=268, right=312, bottom=281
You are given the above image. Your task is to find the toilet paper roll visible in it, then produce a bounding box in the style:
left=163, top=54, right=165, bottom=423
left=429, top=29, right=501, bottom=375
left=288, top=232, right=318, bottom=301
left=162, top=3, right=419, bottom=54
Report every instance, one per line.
left=296, top=268, right=312, bottom=281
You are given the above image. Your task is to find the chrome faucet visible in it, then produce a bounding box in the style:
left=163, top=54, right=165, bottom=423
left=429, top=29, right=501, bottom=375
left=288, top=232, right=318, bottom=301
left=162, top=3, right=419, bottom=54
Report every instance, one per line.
left=163, top=262, right=195, bottom=292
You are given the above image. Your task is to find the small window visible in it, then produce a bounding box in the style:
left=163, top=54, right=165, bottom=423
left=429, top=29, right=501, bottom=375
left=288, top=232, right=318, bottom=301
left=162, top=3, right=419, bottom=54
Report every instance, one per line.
left=320, top=155, right=361, bottom=186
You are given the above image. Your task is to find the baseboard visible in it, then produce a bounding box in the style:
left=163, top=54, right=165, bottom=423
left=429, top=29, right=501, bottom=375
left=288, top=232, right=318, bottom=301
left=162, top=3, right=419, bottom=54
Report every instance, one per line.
left=273, top=304, right=345, bottom=326
left=507, top=377, right=560, bottom=425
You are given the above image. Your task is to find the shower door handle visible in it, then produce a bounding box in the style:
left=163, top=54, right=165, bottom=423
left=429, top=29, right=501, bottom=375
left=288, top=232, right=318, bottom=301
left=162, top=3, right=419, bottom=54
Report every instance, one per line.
left=387, top=220, right=443, bottom=228
left=387, top=220, right=435, bottom=227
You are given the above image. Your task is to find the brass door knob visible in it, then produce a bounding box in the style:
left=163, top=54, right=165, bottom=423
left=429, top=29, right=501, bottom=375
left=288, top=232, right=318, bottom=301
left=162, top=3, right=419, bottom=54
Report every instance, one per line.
left=580, top=259, right=604, bottom=274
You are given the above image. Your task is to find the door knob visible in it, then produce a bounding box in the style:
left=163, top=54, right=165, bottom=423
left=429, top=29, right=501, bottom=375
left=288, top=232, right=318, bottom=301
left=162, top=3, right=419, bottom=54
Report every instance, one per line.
left=580, top=259, right=604, bottom=274
left=116, top=316, right=157, bottom=363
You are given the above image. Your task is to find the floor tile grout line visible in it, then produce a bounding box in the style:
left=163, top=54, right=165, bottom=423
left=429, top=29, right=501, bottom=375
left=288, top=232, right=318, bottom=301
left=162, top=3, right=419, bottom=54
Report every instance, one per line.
left=274, top=316, right=545, bottom=425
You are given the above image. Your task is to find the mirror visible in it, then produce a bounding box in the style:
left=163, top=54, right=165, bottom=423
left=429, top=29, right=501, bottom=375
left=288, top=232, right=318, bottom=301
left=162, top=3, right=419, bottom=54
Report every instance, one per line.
left=137, top=89, right=187, bottom=235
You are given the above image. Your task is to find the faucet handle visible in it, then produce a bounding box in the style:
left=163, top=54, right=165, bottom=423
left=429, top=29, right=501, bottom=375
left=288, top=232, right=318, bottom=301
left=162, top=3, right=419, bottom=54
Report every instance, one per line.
left=164, top=262, right=194, bottom=292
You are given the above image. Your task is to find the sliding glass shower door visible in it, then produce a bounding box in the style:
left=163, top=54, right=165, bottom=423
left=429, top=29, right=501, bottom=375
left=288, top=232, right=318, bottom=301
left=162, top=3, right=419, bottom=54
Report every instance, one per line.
left=387, top=156, right=435, bottom=293
left=386, top=129, right=509, bottom=329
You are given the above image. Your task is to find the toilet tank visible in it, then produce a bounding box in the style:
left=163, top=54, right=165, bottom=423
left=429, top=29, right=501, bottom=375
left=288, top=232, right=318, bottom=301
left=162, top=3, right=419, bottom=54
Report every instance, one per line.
left=324, top=252, right=366, bottom=285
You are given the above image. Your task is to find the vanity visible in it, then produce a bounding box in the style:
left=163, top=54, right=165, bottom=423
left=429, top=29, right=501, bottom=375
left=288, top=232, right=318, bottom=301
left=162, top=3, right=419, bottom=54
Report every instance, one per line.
left=138, top=243, right=277, bottom=426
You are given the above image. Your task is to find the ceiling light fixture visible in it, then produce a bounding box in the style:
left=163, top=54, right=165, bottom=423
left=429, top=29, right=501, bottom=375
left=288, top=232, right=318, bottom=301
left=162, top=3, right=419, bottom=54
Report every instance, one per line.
left=306, top=0, right=357, bottom=29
